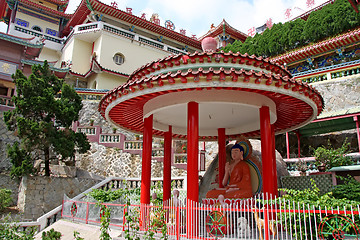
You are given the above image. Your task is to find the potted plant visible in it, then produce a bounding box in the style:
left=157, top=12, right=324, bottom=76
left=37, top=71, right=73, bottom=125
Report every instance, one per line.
left=181, top=144, right=187, bottom=153
left=112, top=127, right=117, bottom=133
left=135, top=134, right=140, bottom=140
left=296, top=158, right=308, bottom=176
left=313, top=140, right=354, bottom=172
left=89, top=119, right=94, bottom=126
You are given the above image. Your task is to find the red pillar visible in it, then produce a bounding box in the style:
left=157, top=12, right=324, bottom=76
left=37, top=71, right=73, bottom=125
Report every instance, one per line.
left=271, top=125, right=278, bottom=196
left=286, top=132, right=290, bottom=160
left=354, top=116, right=360, bottom=154
left=296, top=130, right=301, bottom=158
left=218, top=128, right=226, bottom=188
left=260, top=106, right=276, bottom=196
left=140, top=115, right=153, bottom=205
left=163, top=126, right=172, bottom=203
left=187, top=101, right=199, bottom=238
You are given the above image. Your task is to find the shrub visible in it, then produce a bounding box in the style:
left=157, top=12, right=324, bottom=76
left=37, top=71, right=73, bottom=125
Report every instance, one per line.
left=0, top=188, right=12, bottom=212
left=41, top=228, right=61, bottom=240
left=332, top=176, right=360, bottom=201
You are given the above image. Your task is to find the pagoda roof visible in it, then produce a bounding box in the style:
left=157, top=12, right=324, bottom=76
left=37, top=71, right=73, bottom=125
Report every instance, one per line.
left=62, top=0, right=201, bottom=49
left=270, top=27, right=360, bottom=66
left=99, top=51, right=323, bottom=140
left=69, top=56, right=129, bottom=79
left=0, top=32, right=43, bottom=57
left=199, top=19, right=248, bottom=42
left=8, top=0, right=72, bottom=18
left=21, top=59, right=69, bottom=78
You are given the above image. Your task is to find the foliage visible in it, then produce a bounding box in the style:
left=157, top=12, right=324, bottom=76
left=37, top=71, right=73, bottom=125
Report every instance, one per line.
left=7, top=142, right=34, bottom=178
left=332, top=175, right=360, bottom=201
left=313, top=139, right=353, bottom=171
left=0, top=188, right=12, bottom=212
left=73, top=231, right=84, bottom=240
left=272, top=180, right=360, bottom=239
left=223, top=0, right=360, bottom=58
left=124, top=201, right=140, bottom=240
left=99, top=205, right=112, bottom=240
left=295, top=158, right=309, bottom=172
left=41, top=228, right=61, bottom=240
left=0, top=214, right=36, bottom=240
left=4, top=61, right=90, bottom=176
left=87, top=186, right=140, bottom=203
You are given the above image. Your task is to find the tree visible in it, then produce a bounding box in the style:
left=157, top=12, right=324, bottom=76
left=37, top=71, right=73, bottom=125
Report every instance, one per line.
left=4, top=61, right=90, bottom=176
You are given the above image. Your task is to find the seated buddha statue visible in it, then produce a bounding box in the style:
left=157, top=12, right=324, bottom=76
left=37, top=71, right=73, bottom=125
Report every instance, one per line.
left=206, top=143, right=253, bottom=199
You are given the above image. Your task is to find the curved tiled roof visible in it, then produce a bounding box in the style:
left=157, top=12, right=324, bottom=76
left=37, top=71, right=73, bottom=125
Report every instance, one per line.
left=18, top=0, right=72, bottom=18
left=199, top=19, right=248, bottom=42
left=99, top=51, right=324, bottom=140
left=69, top=57, right=129, bottom=78
left=63, top=0, right=201, bottom=49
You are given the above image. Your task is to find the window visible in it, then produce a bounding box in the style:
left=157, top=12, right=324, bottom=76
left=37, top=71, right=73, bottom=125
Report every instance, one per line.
left=15, top=18, right=29, bottom=28
left=32, top=26, right=42, bottom=32
left=113, top=53, right=125, bottom=65
left=46, top=28, right=57, bottom=36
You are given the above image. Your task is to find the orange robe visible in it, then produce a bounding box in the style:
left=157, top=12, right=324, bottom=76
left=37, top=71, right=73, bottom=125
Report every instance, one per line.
left=206, top=161, right=253, bottom=199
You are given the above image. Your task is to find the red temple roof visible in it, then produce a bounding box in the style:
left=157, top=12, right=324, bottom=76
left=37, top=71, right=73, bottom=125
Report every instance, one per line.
left=62, top=0, right=201, bottom=49
left=17, top=0, right=72, bottom=18
left=199, top=19, right=248, bottom=42
left=99, top=51, right=323, bottom=140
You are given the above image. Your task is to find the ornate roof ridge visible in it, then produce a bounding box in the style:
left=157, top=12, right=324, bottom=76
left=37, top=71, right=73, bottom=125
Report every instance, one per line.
left=128, top=51, right=290, bottom=82
left=199, top=19, right=248, bottom=41
left=19, top=0, right=72, bottom=18
left=69, top=57, right=129, bottom=78
left=63, top=0, right=201, bottom=49
left=0, top=32, right=43, bottom=48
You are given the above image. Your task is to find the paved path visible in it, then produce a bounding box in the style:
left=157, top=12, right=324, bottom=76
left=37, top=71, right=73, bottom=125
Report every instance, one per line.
left=34, top=219, right=124, bottom=240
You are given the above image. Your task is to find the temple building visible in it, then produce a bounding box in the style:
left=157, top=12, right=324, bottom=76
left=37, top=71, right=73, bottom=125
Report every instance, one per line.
left=0, top=0, right=359, bottom=172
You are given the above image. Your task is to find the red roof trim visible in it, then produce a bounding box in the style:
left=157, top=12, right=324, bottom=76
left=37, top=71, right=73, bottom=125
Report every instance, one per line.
left=18, top=0, right=71, bottom=18
left=199, top=19, right=248, bottom=42
left=63, top=0, right=201, bottom=49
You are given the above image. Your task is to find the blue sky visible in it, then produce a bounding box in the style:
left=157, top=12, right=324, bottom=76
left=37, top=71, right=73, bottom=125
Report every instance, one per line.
left=1, top=0, right=328, bottom=38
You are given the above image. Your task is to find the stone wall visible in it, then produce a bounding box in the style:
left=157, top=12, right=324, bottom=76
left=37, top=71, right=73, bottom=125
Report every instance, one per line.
left=17, top=176, right=100, bottom=220
left=0, top=112, right=18, bottom=171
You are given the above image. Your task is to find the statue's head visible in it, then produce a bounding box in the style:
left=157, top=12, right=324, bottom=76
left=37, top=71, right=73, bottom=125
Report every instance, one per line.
left=231, top=143, right=244, bottom=161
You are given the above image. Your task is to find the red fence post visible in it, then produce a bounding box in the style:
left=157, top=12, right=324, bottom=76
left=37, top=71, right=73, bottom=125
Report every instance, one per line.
left=85, top=202, right=89, bottom=224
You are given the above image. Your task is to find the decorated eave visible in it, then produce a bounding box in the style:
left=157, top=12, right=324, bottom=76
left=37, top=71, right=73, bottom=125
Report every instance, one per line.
left=0, top=32, right=43, bottom=57
left=348, top=0, right=360, bottom=13
left=16, top=0, right=72, bottom=18
left=199, top=19, right=248, bottom=42
left=21, top=59, right=69, bottom=78
left=99, top=51, right=324, bottom=140
left=270, top=27, right=360, bottom=66
left=69, top=57, right=129, bottom=79
left=62, top=0, right=201, bottom=49
left=289, top=0, right=335, bottom=22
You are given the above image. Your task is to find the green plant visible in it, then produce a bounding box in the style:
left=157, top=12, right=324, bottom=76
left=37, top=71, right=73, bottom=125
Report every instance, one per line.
left=313, top=139, right=354, bottom=171
left=295, top=158, right=309, bottom=172
left=124, top=200, right=140, bottom=240
left=270, top=180, right=360, bottom=240
left=87, top=187, right=140, bottom=203
left=99, top=205, right=112, bottom=240
left=0, top=214, right=36, bottom=240
left=332, top=175, right=360, bottom=201
left=0, top=188, right=12, bottom=212
left=3, top=61, right=90, bottom=176
left=41, top=228, right=61, bottom=240
left=7, top=142, right=34, bottom=178
left=73, top=231, right=84, bottom=240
